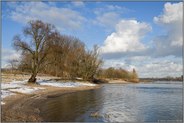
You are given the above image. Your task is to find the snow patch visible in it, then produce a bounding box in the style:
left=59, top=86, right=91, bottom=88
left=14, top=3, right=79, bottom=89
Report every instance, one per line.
left=1, top=101, right=5, bottom=105
left=1, top=90, right=15, bottom=99
left=1, top=80, right=45, bottom=103
left=9, top=87, right=45, bottom=94
left=1, top=80, right=27, bottom=89
left=78, top=82, right=96, bottom=86
left=37, top=81, right=96, bottom=87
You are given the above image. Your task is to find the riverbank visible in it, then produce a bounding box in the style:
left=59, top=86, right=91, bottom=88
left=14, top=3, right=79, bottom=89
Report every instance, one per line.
left=98, top=78, right=139, bottom=84
left=1, top=73, right=101, bottom=122
left=106, top=79, right=130, bottom=84
left=1, top=83, right=100, bottom=122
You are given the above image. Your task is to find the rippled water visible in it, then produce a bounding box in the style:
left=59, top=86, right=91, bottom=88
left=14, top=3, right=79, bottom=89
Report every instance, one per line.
left=40, top=81, right=183, bottom=122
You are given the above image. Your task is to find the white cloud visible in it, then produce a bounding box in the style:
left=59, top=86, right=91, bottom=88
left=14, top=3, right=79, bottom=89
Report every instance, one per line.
left=93, top=12, right=120, bottom=28
left=93, top=5, right=130, bottom=28
left=71, top=1, right=85, bottom=7
left=100, top=2, right=182, bottom=59
left=7, top=2, right=86, bottom=31
left=124, top=56, right=151, bottom=64
left=102, top=59, right=137, bottom=72
left=153, top=2, right=183, bottom=56
left=94, top=5, right=128, bottom=15
left=100, top=19, right=151, bottom=55
left=154, top=2, right=182, bottom=25
left=2, top=48, right=21, bottom=68
left=137, top=60, right=182, bottom=78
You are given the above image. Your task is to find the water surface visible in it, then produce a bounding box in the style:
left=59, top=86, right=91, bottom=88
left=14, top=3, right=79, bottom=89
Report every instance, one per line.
left=40, top=81, right=183, bottom=122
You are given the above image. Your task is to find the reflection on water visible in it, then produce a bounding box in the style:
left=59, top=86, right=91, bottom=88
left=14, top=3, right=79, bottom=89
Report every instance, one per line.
left=40, top=88, right=104, bottom=122
left=40, top=82, right=183, bottom=122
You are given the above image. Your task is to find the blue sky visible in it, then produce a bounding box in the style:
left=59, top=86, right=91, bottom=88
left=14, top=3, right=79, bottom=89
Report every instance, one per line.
left=2, top=1, right=183, bottom=78
left=2, top=2, right=168, bottom=49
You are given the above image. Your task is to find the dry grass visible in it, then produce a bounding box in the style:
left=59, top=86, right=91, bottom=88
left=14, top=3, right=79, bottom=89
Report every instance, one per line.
left=1, top=73, right=60, bottom=83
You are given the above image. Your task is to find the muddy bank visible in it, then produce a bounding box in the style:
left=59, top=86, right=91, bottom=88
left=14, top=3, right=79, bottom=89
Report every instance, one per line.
left=1, top=85, right=100, bottom=122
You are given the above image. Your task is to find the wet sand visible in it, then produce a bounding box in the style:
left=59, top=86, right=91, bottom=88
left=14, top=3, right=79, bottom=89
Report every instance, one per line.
left=107, top=79, right=129, bottom=83
left=1, top=84, right=101, bottom=122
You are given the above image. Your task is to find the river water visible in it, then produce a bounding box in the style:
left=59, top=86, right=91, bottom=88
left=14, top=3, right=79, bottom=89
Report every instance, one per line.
left=40, top=81, right=183, bottom=122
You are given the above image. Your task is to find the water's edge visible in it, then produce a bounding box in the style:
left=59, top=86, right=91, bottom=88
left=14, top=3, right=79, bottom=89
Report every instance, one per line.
left=39, top=82, right=183, bottom=122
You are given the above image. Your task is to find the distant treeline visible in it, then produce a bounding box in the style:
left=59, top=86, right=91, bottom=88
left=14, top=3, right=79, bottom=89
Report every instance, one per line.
left=97, top=67, right=139, bottom=82
left=140, top=76, right=183, bottom=82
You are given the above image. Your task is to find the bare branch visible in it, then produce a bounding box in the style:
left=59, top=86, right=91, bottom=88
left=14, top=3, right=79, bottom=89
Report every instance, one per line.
left=13, top=35, right=34, bottom=54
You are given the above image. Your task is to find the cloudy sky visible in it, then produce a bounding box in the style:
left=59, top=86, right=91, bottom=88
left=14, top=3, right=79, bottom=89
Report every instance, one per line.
left=2, top=1, right=183, bottom=78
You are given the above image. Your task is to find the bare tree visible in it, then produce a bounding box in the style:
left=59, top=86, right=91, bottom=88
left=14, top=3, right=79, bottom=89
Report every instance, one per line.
left=8, top=59, right=19, bottom=75
left=13, top=20, right=56, bottom=83
left=132, top=68, right=138, bottom=79
left=75, top=45, right=103, bottom=80
left=84, top=46, right=103, bottom=80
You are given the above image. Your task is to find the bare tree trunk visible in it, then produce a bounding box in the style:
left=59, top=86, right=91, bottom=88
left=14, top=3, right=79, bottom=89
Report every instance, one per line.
left=28, top=56, right=38, bottom=83
left=28, top=73, right=37, bottom=83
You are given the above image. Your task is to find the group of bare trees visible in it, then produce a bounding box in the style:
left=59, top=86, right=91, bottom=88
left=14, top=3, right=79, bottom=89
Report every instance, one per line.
left=13, top=20, right=102, bottom=83
left=43, top=34, right=102, bottom=81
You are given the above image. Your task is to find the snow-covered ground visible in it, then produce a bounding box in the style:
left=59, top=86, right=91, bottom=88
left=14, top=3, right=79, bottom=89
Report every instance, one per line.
left=1, top=90, right=15, bottom=99
left=37, top=80, right=96, bottom=87
left=2, top=80, right=27, bottom=89
left=9, top=87, right=45, bottom=94
left=1, top=79, right=96, bottom=105
left=1, top=80, right=45, bottom=105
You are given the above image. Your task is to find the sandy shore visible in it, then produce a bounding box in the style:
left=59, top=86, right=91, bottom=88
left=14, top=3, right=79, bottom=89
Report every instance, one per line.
left=1, top=84, right=100, bottom=122
left=1, top=73, right=101, bottom=122
left=106, top=79, right=132, bottom=84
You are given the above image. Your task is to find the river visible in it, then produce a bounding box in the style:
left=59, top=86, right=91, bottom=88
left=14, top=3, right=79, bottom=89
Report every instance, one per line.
left=40, top=81, right=183, bottom=122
